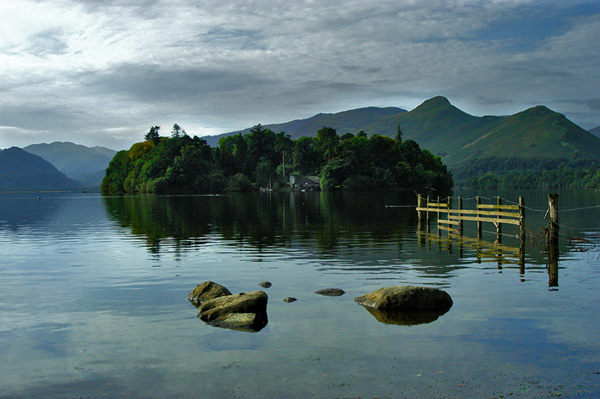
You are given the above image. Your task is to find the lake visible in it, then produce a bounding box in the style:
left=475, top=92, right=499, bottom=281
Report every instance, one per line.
left=1, top=190, right=599, bottom=398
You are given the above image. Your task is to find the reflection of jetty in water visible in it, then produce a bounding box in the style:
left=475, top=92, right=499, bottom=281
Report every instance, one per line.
left=418, top=230, right=525, bottom=272
left=416, top=194, right=564, bottom=288
left=418, top=228, right=559, bottom=287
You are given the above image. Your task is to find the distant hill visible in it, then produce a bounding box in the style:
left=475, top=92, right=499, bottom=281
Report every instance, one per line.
left=589, top=126, right=600, bottom=137
left=203, top=96, right=600, bottom=167
left=0, top=147, right=82, bottom=191
left=445, top=105, right=600, bottom=165
left=203, top=106, right=406, bottom=147
left=24, top=142, right=116, bottom=188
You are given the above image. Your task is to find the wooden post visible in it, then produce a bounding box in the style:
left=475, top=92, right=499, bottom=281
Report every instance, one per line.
left=476, top=196, right=482, bottom=239
left=426, top=195, right=431, bottom=233
left=547, top=194, right=559, bottom=247
left=496, top=196, right=502, bottom=244
left=437, top=196, right=441, bottom=237
left=417, top=194, right=423, bottom=227
left=447, top=196, right=452, bottom=237
left=547, top=193, right=559, bottom=288
left=458, top=196, right=463, bottom=236
left=519, top=196, right=526, bottom=274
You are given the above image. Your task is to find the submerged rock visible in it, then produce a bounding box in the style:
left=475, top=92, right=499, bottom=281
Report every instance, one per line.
left=354, top=286, right=452, bottom=326
left=283, top=297, right=297, bottom=303
left=188, top=281, right=232, bottom=307
left=315, top=288, right=345, bottom=297
left=198, top=291, right=268, bottom=332
left=259, top=281, right=272, bottom=288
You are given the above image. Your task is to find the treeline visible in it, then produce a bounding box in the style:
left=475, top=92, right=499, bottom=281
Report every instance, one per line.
left=101, top=124, right=453, bottom=195
left=453, top=157, right=600, bottom=189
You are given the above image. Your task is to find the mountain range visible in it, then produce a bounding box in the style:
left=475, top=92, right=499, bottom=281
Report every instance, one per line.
left=205, top=96, right=600, bottom=167
left=0, top=142, right=115, bottom=192
left=0, top=147, right=82, bottom=191
left=2, top=96, right=599, bottom=191
left=24, top=142, right=116, bottom=188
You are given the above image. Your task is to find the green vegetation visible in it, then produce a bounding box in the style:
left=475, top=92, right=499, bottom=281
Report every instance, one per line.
left=454, top=157, right=600, bottom=189
left=101, top=124, right=453, bottom=195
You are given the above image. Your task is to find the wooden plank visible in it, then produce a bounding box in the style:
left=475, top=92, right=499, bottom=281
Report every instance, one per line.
left=427, top=202, right=448, bottom=208
left=417, top=207, right=451, bottom=214
left=438, top=219, right=460, bottom=225
left=448, top=214, right=521, bottom=226
left=477, top=204, right=520, bottom=211
left=448, top=209, right=521, bottom=218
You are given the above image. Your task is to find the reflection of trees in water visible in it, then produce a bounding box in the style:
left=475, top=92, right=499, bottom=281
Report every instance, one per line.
left=102, top=192, right=416, bottom=256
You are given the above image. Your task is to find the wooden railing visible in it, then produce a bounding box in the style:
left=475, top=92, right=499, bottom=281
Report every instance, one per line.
left=416, top=195, right=525, bottom=245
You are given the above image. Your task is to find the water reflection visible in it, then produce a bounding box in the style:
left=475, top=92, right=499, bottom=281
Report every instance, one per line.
left=102, top=192, right=416, bottom=256
left=418, top=231, right=525, bottom=270
left=359, top=306, right=450, bottom=326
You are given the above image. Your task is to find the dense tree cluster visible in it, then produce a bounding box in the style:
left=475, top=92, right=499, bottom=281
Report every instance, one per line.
left=454, top=157, right=600, bottom=189
left=101, top=124, right=453, bottom=195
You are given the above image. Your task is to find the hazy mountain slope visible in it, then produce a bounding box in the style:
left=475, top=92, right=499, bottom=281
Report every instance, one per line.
left=203, top=106, right=406, bottom=146
left=445, top=106, right=600, bottom=165
left=0, top=147, right=82, bottom=191
left=24, top=142, right=116, bottom=187
left=589, top=126, right=600, bottom=137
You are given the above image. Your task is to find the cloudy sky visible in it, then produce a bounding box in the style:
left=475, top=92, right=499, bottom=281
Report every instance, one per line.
left=1, top=0, right=599, bottom=150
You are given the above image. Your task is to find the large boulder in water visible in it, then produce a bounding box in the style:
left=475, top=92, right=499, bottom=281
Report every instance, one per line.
left=354, top=286, right=452, bottom=325
left=188, top=281, right=232, bottom=307
left=198, top=291, right=268, bottom=332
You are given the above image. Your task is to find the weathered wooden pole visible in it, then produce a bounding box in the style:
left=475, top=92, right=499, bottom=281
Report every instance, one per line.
left=496, top=196, right=503, bottom=244
left=476, top=196, right=482, bottom=239
left=437, top=196, right=441, bottom=237
left=426, top=195, right=431, bottom=233
left=447, top=196, right=452, bottom=237
left=546, top=193, right=559, bottom=287
left=458, top=196, right=463, bottom=236
left=417, top=193, right=423, bottom=228
left=547, top=194, right=559, bottom=247
left=519, top=196, right=526, bottom=274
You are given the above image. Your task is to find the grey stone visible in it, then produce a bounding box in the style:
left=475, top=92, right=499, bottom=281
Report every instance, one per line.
left=315, top=288, right=345, bottom=297
left=354, top=286, right=452, bottom=312
left=188, top=281, right=232, bottom=307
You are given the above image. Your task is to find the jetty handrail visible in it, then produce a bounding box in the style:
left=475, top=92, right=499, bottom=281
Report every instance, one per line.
left=417, top=194, right=525, bottom=244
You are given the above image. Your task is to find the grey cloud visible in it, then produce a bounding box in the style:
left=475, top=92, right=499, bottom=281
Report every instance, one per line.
left=26, top=29, right=69, bottom=57
left=83, top=63, right=275, bottom=103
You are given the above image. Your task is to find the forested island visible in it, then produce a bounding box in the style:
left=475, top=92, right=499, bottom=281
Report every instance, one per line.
left=101, top=124, right=453, bottom=195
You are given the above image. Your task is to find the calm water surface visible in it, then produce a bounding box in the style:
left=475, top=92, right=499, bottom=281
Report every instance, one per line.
left=1, top=190, right=599, bottom=398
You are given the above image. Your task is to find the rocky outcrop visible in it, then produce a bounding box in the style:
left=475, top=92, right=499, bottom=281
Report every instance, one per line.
left=354, top=286, right=452, bottom=326
left=315, top=288, right=345, bottom=296
left=188, top=281, right=232, bottom=307
left=197, top=290, right=268, bottom=332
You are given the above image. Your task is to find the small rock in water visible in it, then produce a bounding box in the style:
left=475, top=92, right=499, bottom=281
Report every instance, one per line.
left=354, top=286, right=453, bottom=312
left=283, top=297, right=297, bottom=303
left=188, top=281, right=232, bottom=307
left=315, top=288, right=345, bottom=297
left=259, top=281, right=272, bottom=288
